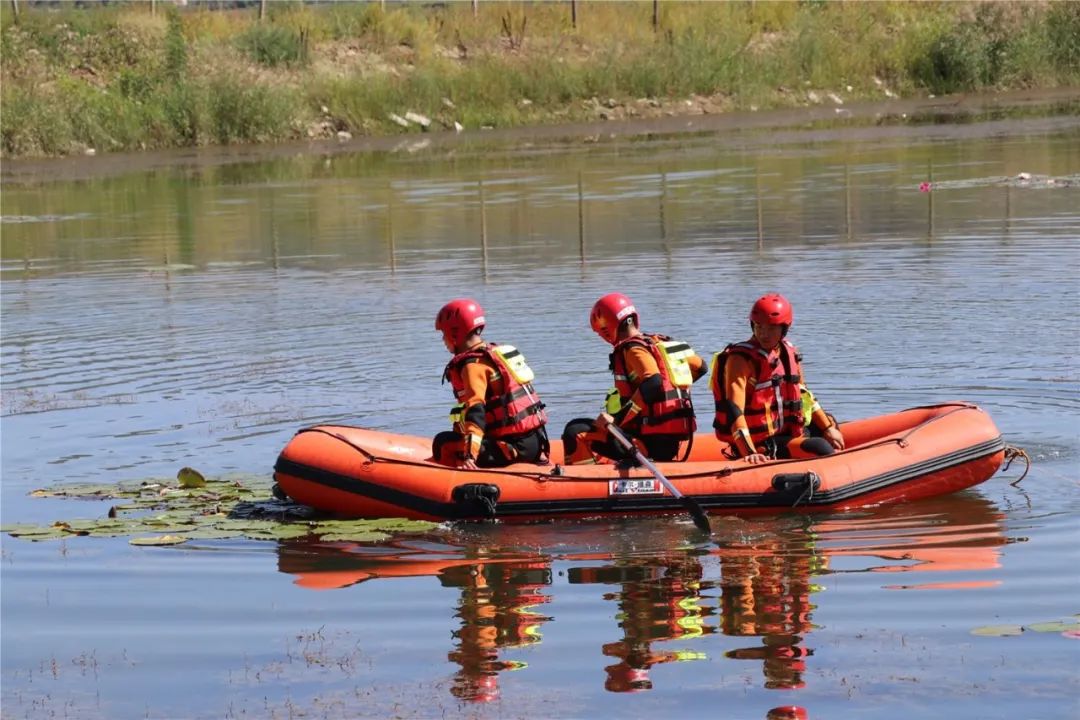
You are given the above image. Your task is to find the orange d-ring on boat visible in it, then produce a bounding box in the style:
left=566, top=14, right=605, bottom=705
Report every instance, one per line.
left=273, top=402, right=1009, bottom=522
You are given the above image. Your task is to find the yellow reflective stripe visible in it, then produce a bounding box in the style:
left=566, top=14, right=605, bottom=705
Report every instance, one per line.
left=657, top=339, right=695, bottom=388
left=800, top=384, right=819, bottom=426
left=677, top=596, right=701, bottom=611
left=709, top=352, right=723, bottom=383
left=676, top=616, right=704, bottom=638
left=605, top=387, right=624, bottom=415
left=492, top=344, right=535, bottom=384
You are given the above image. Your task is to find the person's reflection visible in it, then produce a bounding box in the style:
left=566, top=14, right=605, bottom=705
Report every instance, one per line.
left=440, top=560, right=553, bottom=703
left=719, top=529, right=823, bottom=690
left=274, top=538, right=554, bottom=703
left=570, top=553, right=712, bottom=692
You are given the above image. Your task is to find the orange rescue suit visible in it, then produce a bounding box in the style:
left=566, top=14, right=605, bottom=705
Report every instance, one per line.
left=443, top=343, right=547, bottom=442
left=610, top=334, right=705, bottom=436
left=711, top=339, right=808, bottom=456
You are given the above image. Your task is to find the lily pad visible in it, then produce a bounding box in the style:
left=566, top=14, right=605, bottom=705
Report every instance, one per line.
left=146, top=510, right=200, bottom=524
left=180, top=528, right=246, bottom=540
left=364, top=517, right=442, bottom=532
left=209, top=519, right=279, bottom=532
left=130, top=535, right=189, bottom=546
left=1025, top=621, right=1078, bottom=633
left=31, top=483, right=134, bottom=499
left=112, top=500, right=166, bottom=511
left=5, top=526, right=74, bottom=541
left=244, top=525, right=313, bottom=541
left=177, top=467, right=207, bottom=488
left=0, top=523, right=49, bottom=534
left=970, top=624, right=1024, bottom=637
left=86, top=526, right=141, bottom=538
left=9, top=471, right=439, bottom=546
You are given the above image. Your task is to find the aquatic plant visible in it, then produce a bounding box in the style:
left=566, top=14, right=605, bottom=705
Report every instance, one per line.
left=1, top=469, right=438, bottom=545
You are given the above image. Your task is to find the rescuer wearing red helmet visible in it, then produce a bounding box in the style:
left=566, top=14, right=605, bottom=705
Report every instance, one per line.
left=562, top=292, right=706, bottom=464
left=710, top=293, right=844, bottom=463
left=433, top=298, right=549, bottom=469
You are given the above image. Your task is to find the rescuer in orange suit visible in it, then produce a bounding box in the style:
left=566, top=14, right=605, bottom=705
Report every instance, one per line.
left=711, top=293, right=844, bottom=463
left=563, top=293, right=706, bottom=464
left=433, top=298, right=549, bottom=469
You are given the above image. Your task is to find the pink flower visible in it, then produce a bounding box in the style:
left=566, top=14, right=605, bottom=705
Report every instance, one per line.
left=919, top=182, right=932, bottom=193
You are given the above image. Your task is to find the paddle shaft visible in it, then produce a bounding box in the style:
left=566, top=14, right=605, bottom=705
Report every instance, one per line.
left=606, top=424, right=711, bottom=533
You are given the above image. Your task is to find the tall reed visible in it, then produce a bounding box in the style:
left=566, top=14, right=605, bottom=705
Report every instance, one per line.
left=2, top=1, right=1077, bottom=158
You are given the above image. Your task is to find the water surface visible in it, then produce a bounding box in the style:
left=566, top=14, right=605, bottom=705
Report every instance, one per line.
left=2, top=106, right=1078, bottom=719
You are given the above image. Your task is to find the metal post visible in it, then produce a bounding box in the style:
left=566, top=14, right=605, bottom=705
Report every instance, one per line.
left=479, top=180, right=489, bottom=278
left=844, top=161, right=852, bottom=241
left=571, top=0, right=577, bottom=29
left=577, top=171, right=586, bottom=263
left=659, top=168, right=669, bottom=251
left=653, top=0, right=659, bottom=32
left=386, top=186, right=397, bottom=273
left=10, top=0, right=19, bottom=25
left=756, top=163, right=764, bottom=249
left=269, top=190, right=279, bottom=271
left=1004, top=186, right=1012, bottom=239
left=926, top=160, right=934, bottom=241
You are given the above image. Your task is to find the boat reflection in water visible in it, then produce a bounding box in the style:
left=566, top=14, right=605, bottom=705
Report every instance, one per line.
left=569, top=551, right=714, bottom=692
left=277, top=538, right=563, bottom=703
left=441, top=559, right=553, bottom=702
left=715, top=530, right=821, bottom=690
left=275, top=492, right=1009, bottom=701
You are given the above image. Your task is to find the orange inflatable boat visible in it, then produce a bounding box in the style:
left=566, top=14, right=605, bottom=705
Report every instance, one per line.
left=273, top=402, right=1012, bottom=522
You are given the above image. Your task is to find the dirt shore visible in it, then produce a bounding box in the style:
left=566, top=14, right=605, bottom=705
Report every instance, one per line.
left=3, top=87, right=1078, bottom=186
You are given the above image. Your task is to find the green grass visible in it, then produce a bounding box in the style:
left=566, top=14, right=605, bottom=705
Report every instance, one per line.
left=2, top=0, right=1078, bottom=158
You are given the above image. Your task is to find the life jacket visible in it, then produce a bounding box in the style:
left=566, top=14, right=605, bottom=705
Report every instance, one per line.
left=444, top=343, right=547, bottom=438
left=711, top=339, right=803, bottom=446
left=609, top=334, right=696, bottom=436
left=800, top=384, right=818, bottom=428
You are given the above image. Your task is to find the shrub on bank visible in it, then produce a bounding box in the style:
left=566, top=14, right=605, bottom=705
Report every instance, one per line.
left=1, top=1, right=1077, bottom=158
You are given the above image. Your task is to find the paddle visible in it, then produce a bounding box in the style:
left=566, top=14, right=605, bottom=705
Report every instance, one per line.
left=606, top=424, right=711, bottom=533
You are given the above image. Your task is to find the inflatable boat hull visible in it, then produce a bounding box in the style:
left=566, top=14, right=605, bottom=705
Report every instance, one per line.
left=273, top=403, right=1006, bottom=522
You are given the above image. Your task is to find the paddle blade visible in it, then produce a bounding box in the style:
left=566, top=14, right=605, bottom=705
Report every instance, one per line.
left=681, top=496, right=711, bottom=533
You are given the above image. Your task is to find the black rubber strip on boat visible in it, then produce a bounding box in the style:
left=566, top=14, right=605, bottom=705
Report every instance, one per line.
left=274, top=435, right=1005, bottom=520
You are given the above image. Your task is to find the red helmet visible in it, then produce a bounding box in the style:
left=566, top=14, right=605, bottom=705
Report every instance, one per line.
left=436, top=298, right=485, bottom=344
left=750, top=293, right=793, bottom=326
left=590, top=292, right=638, bottom=344
left=472, top=674, right=500, bottom=703
left=604, top=664, right=651, bottom=693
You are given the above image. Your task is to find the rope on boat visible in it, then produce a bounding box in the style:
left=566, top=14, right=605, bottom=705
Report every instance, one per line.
left=894, top=404, right=974, bottom=447
left=792, top=476, right=816, bottom=507
left=1002, top=445, right=1031, bottom=486
left=298, top=428, right=378, bottom=462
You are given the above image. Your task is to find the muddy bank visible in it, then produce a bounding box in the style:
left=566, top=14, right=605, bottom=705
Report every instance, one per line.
left=3, top=87, right=1079, bottom=186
